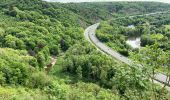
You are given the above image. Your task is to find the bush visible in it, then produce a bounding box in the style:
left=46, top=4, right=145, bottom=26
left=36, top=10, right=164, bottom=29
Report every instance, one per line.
left=27, top=72, right=52, bottom=89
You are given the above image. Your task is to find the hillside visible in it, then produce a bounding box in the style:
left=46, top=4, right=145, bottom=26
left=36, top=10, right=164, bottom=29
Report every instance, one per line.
left=62, top=2, right=170, bottom=23
left=0, top=0, right=170, bottom=99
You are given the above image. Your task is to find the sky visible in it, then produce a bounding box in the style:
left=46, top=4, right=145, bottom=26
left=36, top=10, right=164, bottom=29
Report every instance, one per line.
left=44, top=0, right=170, bottom=3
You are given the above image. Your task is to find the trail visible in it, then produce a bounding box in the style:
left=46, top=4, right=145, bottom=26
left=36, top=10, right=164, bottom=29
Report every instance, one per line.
left=45, top=56, right=57, bottom=73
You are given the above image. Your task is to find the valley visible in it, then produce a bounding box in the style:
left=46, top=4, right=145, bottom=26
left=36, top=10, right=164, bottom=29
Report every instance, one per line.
left=0, top=0, right=170, bottom=99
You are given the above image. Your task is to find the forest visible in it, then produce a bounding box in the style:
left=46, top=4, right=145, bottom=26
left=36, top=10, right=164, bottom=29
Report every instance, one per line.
left=0, top=0, right=170, bottom=99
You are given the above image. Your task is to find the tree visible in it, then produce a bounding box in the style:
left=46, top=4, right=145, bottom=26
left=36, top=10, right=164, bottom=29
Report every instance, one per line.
left=141, top=34, right=155, bottom=46
left=60, top=39, right=69, bottom=51
left=0, top=72, right=5, bottom=85
left=4, top=35, right=17, bottom=49
left=37, top=52, right=46, bottom=68
left=130, top=43, right=168, bottom=99
left=7, top=6, right=18, bottom=17
left=49, top=45, right=59, bottom=55
left=76, top=66, right=82, bottom=79
left=0, top=27, right=5, bottom=37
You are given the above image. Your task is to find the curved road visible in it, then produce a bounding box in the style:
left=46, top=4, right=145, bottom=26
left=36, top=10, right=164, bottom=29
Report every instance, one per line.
left=84, top=11, right=170, bottom=87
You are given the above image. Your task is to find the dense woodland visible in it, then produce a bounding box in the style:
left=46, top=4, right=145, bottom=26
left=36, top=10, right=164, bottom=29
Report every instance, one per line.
left=0, top=0, right=170, bottom=99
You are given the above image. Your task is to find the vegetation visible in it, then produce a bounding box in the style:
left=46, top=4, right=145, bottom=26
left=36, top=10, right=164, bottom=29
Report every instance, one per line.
left=63, top=2, right=170, bottom=23
left=96, top=4, right=170, bottom=100
left=96, top=11, right=170, bottom=74
left=0, top=0, right=170, bottom=99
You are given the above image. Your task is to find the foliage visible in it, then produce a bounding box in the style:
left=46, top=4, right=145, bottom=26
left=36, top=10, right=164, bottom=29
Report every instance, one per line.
left=0, top=48, right=37, bottom=85
left=0, top=0, right=170, bottom=99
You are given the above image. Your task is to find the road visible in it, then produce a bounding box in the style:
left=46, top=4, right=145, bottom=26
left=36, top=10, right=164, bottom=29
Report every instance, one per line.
left=84, top=11, right=170, bottom=87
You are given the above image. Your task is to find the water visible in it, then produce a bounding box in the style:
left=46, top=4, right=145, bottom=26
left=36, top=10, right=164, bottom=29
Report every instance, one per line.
left=126, top=37, right=141, bottom=49
left=128, top=25, right=135, bottom=28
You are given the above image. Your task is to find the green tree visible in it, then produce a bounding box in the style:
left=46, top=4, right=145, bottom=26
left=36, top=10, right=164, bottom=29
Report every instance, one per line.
left=37, top=52, right=46, bottom=68
left=76, top=66, right=83, bottom=79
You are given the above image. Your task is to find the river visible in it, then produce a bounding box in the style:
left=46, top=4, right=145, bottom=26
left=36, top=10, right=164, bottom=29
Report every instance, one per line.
left=126, top=37, right=141, bottom=49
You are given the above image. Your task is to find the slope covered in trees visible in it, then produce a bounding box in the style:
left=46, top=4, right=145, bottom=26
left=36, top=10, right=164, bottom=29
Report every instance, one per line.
left=0, top=0, right=170, bottom=99
left=62, top=2, right=170, bottom=23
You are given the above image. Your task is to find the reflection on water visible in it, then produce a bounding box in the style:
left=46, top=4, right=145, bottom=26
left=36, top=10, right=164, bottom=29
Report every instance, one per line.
left=128, top=25, right=135, bottom=28
left=126, top=37, right=141, bottom=49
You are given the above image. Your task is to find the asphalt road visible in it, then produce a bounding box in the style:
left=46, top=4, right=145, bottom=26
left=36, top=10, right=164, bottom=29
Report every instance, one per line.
left=84, top=11, right=170, bottom=87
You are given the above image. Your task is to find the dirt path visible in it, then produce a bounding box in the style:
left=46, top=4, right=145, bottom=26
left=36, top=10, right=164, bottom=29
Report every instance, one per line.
left=45, top=56, right=57, bottom=73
